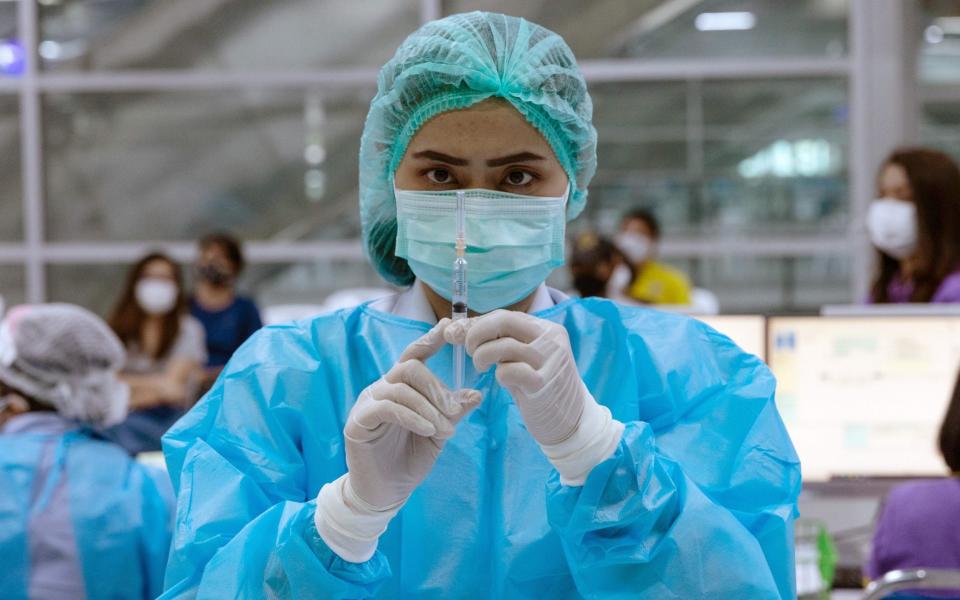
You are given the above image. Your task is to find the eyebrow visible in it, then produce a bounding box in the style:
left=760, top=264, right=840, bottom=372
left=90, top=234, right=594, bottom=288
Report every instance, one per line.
left=411, top=150, right=546, bottom=168
left=411, top=150, right=468, bottom=166
left=486, top=152, right=545, bottom=167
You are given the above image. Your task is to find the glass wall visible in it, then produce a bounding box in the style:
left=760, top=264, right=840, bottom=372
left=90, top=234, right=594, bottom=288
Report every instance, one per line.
left=918, top=1, right=960, bottom=160
left=42, top=89, right=372, bottom=242
left=0, top=0, right=884, bottom=315
left=441, top=0, right=848, bottom=59
left=0, top=94, right=23, bottom=241
left=37, top=0, right=421, bottom=71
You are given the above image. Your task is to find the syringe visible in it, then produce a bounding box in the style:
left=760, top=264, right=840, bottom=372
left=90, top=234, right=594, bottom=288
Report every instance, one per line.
left=452, top=190, right=468, bottom=392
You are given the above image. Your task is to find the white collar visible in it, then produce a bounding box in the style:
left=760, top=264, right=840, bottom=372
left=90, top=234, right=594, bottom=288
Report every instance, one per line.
left=369, top=279, right=565, bottom=324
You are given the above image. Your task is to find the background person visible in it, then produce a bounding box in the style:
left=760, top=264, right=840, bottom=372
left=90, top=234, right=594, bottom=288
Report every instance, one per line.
left=190, top=232, right=262, bottom=388
left=568, top=232, right=635, bottom=301
left=868, top=147, right=960, bottom=304
left=614, top=208, right=693, bottom=305
left=866, top=369, right=960, bottom=597
left=105, top=252, right=206, bottom=454
left=0, top=303, right=174, bottom=599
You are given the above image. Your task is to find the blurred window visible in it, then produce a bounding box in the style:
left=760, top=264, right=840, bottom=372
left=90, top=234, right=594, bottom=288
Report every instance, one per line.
left=442, top=0, right=848, bottom=59
left=38, top=0, right=420, bottom=71
left=43, top=89, right=371, bottom=242
left=7, top=1, right=869, bottom=313
left=0, top=95, right=23, bottom=241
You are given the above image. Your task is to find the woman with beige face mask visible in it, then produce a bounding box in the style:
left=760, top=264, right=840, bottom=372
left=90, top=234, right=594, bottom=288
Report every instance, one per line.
left=160, top=12, right=800, bottom=599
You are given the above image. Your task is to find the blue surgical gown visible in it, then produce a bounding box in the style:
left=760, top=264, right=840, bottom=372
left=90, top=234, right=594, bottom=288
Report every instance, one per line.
left=0, top=412, right=175, bottom=599
left=161, top=297, right=801, bottom=599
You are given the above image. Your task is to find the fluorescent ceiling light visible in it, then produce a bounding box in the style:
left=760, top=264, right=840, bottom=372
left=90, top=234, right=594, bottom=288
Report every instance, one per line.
left=925, top=25, right=945, bottom=45
left=695, top=11, right=756, bottom=32
left=39, top=40, right=62, bottom=60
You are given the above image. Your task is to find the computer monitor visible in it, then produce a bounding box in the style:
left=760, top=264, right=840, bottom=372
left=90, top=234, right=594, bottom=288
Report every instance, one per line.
left=768, top=316, right=960, bottom=481
left=697, top=315, right=767, bottom=362
left=822, top=304, right=960, bottom=317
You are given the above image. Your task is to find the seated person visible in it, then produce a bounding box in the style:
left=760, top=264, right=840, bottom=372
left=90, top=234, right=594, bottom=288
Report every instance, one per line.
left=866, top=369, right=960, bottom=597
left=568, top=232, right=634, bottom=301
left=190, top=232, right=262, bottom=391
left=0, top=303, right=174, bottom=599
left=105, top=252, right=207, bottom=454
left=614, top=208, right=692, bottom=305
left=868, top=147, right=960, bottom=303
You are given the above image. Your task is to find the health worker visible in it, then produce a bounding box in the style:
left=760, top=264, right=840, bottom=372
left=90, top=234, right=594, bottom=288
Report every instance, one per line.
left=160, top=12, right=801, bottom=599
left=0, top=303, right=174, bottom=599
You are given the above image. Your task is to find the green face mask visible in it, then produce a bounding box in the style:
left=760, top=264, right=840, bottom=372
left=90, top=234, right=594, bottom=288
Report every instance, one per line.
left=394, top=187, right=568, bottom=313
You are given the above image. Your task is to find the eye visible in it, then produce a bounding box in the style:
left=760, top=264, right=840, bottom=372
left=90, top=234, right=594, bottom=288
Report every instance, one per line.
left=426, top=168, right=453, bottom=184
left=504, top=170, right=534, bottom=186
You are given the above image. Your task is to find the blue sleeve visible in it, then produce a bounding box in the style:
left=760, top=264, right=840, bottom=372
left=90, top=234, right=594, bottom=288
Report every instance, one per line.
left=547, top=316, right=801, bottom=600
left=138, top=464, right=176, bottom=599
left=159, top=326, right=390, bottom=599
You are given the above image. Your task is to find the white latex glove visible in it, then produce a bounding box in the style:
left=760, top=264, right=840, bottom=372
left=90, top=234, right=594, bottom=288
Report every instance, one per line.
left=315, top=318, right=481, bottom=563
left=445, top=310, right=624, bottom=486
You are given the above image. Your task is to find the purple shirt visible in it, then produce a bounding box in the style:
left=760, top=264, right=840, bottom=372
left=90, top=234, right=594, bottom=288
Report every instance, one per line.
left=885, top=271, right=960, bottom=304
left=867, top=479, right=960, bottom=593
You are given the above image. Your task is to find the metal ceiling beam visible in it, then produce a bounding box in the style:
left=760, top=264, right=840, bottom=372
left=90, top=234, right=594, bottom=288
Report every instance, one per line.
left=0, top=236, right=851, bottom=265
left=919, top=83, right=960, bottom=103
left=24, top=241, right=364, bottom=263
left=6, top=57, right=851, bottom=95
left=35, top=69, right=380, bottom=92
left=581, top=57, right=850, bottom=82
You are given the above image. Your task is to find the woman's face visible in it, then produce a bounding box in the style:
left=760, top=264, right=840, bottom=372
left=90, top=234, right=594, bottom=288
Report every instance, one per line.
left=394, top=99, right=569, bottom=196
left=878, top=163, right=913, bottom=203
left=134, top=258, right=181, bottom=317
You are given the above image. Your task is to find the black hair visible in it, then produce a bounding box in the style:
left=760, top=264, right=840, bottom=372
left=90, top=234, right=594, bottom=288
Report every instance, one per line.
left=621, top=208, right=661, bottom=240
left=0, top=381, right=53, bottom=412
left=939, top=369, right=960, bottom=472
left=569, top=232, right=633, bottom=298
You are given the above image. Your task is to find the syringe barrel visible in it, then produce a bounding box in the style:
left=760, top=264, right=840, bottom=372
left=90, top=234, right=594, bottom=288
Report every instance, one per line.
left=452, top=256, right=467, bottom=309
left=452, top=190, right=468, bottom=391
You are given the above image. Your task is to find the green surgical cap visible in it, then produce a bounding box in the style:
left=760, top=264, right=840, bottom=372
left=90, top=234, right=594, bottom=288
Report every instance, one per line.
left=359, top=11, right=597, bottom=286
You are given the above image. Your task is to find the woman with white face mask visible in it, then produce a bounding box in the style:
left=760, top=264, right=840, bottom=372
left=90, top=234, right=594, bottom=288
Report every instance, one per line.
left=614, top=208, right=692, bottom=306
left=102, top=253, right=207, bottom=454
left=160, top=13, right=799, bottom=599
left=868, top=148, right=960, bottom=303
